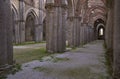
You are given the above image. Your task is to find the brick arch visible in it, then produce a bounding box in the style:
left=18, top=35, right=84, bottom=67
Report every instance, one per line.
left=83, top=6, right=106, bottom=23
left=88, top=11, right=106, bottom=24
left=89, top=14, right=106, bottom=27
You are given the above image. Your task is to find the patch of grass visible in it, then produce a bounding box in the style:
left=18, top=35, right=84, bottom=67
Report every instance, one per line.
left=104, top=49, right=113, bottom=77
left=0, top=76, right=6, bottom=79
left=33, top=66, right=107, bottom=79
left=62, top=67, right=107, bottom=79
left=33, top=66, right=52, bottom=74
left=13, top=41, right=46, bottom=46
left=52, top=57, right=70, bottom=63
left=72, top=47, right=77, bottom=50
left=14, top=48, right=51, bottom=64
left=10, top=64, right=22, bottom=75
left=103, top=43, right=113, bottom=77
left=33, top=67, right=47, bottom=72
left=63, top=67, right=91, bottom=78
left=41, top=55, right=70, bottom=63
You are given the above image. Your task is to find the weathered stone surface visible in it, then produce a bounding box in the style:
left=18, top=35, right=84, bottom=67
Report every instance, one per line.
left=45, top=2, right=66, bottom=53
left=114, top=0, right=120, bottom=78
left=0, top=0, right=13, bottom=69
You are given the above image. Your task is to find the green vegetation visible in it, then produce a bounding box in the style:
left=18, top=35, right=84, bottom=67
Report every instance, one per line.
left=71, top=47, right=77, bottom=50
left=0, top=76, right=6, bottom=79
left=40, top=55, right=70, bottom=63
left=14, top=48, right=51, bottom=64
left=13, top=41, right=46, bottom=46
left=11, top=64, right=22, bottom=75
left=33, top=66, right=107, bottom=79
left=103, top=43, right=113, bottom=77
left=0, top=64, right=22, bottom=79
left=50, top=56, right=69, bottom=63
left=104, top=49, right=113, bottom=77
left=33, top=66, right=48, bottom=72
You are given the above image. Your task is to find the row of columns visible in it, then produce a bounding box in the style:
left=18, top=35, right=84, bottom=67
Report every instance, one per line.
left=13, top=0, right=43, bottom=44
left=45, top=0, right=95, bottom=53
left=67, top=17, right=95, bottom=48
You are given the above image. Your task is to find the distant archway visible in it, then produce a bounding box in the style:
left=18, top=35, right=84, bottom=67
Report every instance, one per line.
left=25, top=12, right=36, bottom=42
left=94, top=19, right=105, bottom=40
left=97, top=25, right=105, bottom=40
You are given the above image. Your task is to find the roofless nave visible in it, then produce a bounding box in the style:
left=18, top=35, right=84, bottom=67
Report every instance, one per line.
left=0, top=0, right=120, bottom=79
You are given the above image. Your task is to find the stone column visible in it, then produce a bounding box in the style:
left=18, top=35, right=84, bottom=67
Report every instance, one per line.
left=80, top=26, right=84, bottom=45
left=19, top=0, right=25, bottom=43
left=114, top=0, right=120, bottom=78
left=66, top=16, right=74, bottom=46
left=61, top=1, right=67, bottom=51
left=86, top=26, right=89, bottom=43
left=82, top=25, right=86, bottom=44
left=0, top=0, right=13, bottom=70
left=14, top=20, right=20, bottom=44
left=88, top=26, right=92, bottom=42
left=70, top=16, right=81, bottom=47
left=89, top=27, right=93, bottom=42
left=83, top=24, right=87, bottom=44
left=35, top=24, right=42, bottom=42
left=76, top=17, right=81, bottom=46
left=45, top=0, right=66, bottom=53
left=91, top=28, right=94, bottom=41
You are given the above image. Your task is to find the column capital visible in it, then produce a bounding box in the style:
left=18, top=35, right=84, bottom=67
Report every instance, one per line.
left=81, top=23, right=88, bottom=26
left=67, top=16, right=74, bottom=21
left=45, top=0, right=55, bottom=8
left=74, top=16, right=82, bottom=21
left=19, top=0, right=24, bottom=2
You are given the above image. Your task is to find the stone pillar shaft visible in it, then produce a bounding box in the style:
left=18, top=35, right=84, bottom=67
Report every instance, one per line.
left=0, top=0, right=13, bottom=68
left=46, top=3, right=66, bottom=53
left=19, top=0, right=25, bottom=43
left=70, top=16, right=81, bottom=47
left=114, top=0, right=120, bottom=78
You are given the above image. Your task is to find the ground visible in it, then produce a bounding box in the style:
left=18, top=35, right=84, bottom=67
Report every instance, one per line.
left=7, top=41, right=109, bottom=79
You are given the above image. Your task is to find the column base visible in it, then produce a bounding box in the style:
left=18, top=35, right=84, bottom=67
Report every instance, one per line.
left=0, top=64, right=13, bottom=77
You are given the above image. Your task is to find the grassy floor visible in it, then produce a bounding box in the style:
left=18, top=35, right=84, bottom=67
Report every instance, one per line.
left=13, top=48, right=51, bottom=64
left=13, top=41, right=46, bottom=46
left=33, top=66, right=107, bottom=79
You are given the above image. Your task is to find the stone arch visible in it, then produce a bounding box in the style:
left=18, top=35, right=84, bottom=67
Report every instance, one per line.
left=25, top=9, right=39, bottom=24
left=84, top=6, right=106, bottom=23
left=88, top=13, right=106, bottom=26
left=96, top=23, right=105, bottom=40
left=11, top=4, right=20, bottom=43
left=94, top=19, right=105, bottom=40
left=92, top=15, right=106, bottom=25
left=25, top=10, right=38, bottom=42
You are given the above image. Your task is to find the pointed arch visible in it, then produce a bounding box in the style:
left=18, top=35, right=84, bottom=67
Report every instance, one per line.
left=11, top=4, right=19, bottom=43
left=25, top=9, right=39, bottom=24
left=25, top=9, right=39, bottom=42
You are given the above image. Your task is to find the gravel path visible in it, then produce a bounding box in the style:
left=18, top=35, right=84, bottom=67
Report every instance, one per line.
left=7, top=40, right=108, bottom=79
